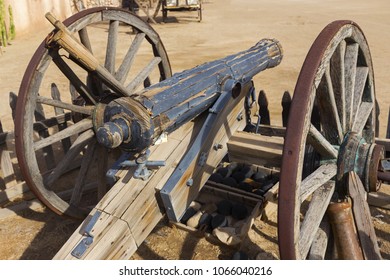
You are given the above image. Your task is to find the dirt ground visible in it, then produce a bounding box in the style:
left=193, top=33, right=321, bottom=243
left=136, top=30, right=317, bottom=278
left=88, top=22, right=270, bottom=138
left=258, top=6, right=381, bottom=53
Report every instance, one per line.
left=0, top=0, right=390, bottom=260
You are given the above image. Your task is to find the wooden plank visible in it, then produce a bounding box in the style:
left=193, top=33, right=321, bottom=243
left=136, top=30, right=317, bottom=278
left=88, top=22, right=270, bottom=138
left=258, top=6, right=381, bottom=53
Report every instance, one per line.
left=348, top=172, right=382, bottom=260
left=0, top=150, right=17, bottom=187
left=127, top=198, right=163, bottom=247
left=54, top=210, right=114, bottom=260
left=96, top=120, right=194, bottom=213
left=368, top=192, right=390, bottom=210
left=227, top=131, right=283, bottom=168
left=55, top=116, right=199, bottom=259
left=83, top=218, right=135, bottom=260
left=257, top=124, right=286, bottom=137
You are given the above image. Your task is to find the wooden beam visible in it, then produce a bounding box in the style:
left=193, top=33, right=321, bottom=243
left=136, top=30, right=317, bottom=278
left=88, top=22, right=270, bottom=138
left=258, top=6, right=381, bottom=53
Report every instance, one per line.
left=227, top=131, right=283, bottom=168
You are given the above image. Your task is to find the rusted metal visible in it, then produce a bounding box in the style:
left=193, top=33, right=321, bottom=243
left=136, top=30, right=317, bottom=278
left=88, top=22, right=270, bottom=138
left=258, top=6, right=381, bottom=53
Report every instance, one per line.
left=327, top=201, right=364, bottom=260
left=377, top=171, right=390, bottom=183
left=368, top=144, right=384, bottom=192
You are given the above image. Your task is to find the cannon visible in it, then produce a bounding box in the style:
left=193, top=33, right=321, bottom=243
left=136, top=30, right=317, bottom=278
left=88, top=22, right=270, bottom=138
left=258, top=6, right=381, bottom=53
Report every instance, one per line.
left=14, top=7, right=387, bottom=260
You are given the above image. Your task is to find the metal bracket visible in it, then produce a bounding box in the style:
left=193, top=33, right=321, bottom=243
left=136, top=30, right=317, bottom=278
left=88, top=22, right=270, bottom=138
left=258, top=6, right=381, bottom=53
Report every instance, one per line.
left=71, top=211, right=102, bottom=259
left=198, top=152, right=208, bottom=167
left=106, top=152, right=132, bottom=186
left=120, top=149, right=165, bottom=181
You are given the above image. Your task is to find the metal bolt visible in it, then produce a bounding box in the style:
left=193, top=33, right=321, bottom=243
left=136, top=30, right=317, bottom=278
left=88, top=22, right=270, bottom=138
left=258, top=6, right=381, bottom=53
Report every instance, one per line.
left=213, top=143, right=223, bottom=150
left=186, top=178, right=193, bottom=187
left=237, top=112, right=243, bottom=121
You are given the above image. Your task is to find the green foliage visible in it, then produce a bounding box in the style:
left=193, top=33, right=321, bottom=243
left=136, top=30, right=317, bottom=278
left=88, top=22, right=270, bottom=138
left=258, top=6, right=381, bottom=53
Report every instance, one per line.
left=8, top=5, right=15, bottom=40
left=0, top=0, right=7, bottom=47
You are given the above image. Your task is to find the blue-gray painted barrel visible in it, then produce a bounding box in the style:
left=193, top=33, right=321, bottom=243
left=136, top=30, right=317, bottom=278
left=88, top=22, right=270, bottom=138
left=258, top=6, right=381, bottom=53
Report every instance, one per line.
left=93, top=39, right=283, bottom=152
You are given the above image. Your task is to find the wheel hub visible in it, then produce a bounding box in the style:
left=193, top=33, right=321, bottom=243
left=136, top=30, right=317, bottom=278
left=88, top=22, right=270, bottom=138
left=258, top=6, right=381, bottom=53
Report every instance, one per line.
left=336, top=132, right=384, bottom=194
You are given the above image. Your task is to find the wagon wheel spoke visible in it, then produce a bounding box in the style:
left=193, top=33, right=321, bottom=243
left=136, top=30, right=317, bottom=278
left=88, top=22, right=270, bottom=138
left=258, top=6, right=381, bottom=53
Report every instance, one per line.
left=33, top=119, right=93, bottom=151
left=36, top=95, right=93, bottom=115
left=352, top=102, right=373, bottom=135
left=79, top=27, right=93, bottom=53
left=307, top=125, right=338, bottom=159
left=330, top=40, right=346, bottom=132
left=78, top=27, right=104, bottom=97
left=299, top=163, right=337, bottom=203
left=298, top=182, right=335, bottom=259
left=344, top=43, right=359, bottom=131
left=45, top=129, right=95, bottom=187
left=70, top=139, right=97, bottom=206
left=15, top=7, right=172, bottom=218
left=105, top=20, right=119, bottom=74
left=126, top=57, right=162, bottom=92
left=50, top=50, right=97, bottom=104
left=115, top=32, right=146, bottom=83
left=317, top=66, right=343, bottom=144
left=278, top=21, right=377, bottom=259
left=351, top=67, right=369, bottom=122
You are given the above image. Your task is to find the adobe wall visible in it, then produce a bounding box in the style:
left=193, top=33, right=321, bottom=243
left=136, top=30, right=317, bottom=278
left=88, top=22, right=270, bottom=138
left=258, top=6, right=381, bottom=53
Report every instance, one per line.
left=3, top=0, right=73, bottom=36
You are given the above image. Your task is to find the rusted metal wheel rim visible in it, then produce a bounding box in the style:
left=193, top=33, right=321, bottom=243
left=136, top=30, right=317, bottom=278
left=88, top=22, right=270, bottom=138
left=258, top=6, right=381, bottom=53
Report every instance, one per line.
left=15, top=7, right=172, bottom=219
left=278, top=20, right=376, bottom=259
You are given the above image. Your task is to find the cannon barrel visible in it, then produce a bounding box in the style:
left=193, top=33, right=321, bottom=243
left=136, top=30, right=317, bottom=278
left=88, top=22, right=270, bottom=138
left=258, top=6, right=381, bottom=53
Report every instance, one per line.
left=94, top=39, right=283, bottom=152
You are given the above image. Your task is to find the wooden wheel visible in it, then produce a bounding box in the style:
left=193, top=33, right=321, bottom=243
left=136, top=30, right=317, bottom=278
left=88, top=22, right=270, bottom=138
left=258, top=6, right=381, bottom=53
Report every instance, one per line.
left=278, top=21, right=379, bottom=259
left=14, top=7, right=172, bottom=219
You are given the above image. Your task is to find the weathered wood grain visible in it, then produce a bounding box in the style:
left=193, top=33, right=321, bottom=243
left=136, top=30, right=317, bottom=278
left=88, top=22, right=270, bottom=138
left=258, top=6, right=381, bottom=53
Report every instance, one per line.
left=348, top=171, right=382, bottom=260
left=299, top=182, right=335, bottom=259
left=299, top=163, right=337, bottom=203
left=227, top=131, right=283, bottom=168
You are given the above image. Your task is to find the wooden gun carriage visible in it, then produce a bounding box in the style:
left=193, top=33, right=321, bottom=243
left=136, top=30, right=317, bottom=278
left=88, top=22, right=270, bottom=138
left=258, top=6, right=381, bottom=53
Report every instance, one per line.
left=11, top=7, right=388, bottom=259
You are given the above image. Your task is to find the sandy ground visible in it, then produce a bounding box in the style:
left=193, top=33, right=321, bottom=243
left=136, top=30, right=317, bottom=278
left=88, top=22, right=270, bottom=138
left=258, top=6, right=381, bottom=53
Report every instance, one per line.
left=0, top=0, right=389, bottom=260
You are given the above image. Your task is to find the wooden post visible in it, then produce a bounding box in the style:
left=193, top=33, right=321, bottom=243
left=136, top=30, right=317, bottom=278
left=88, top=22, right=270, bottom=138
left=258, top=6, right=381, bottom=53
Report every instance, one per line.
left=258, top=90, right=270, bottom=125
left=281, top=91, right=291, bottom=127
